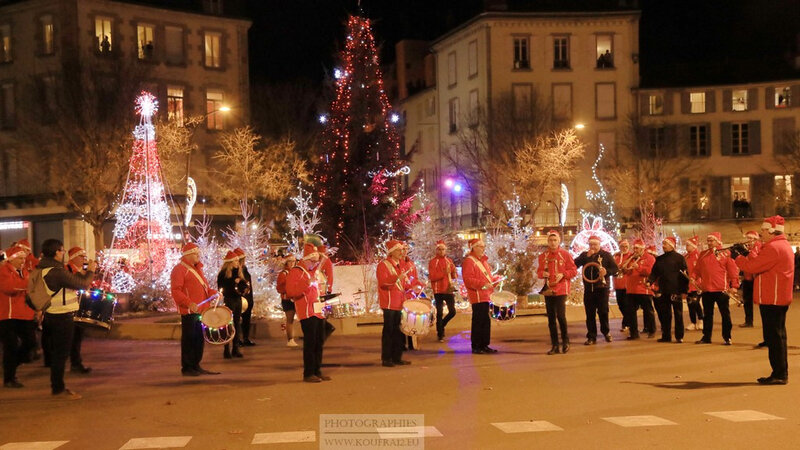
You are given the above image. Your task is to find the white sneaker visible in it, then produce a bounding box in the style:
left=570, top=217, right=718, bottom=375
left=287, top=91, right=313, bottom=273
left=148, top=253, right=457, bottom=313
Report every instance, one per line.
left=287, top=339, right=298, bottom=347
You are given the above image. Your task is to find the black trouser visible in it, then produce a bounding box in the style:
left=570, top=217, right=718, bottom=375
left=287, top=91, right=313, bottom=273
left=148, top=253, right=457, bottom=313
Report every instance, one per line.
left=223, top=297, right=243, bottom=354
left=701, top=291, right=732, bottom=341
left=241, top=294, right=254, bottom=341
left=742, top=280, right=754, bottom=325
left=545, top=295, right=568, bottom=346
left=0, top=319, right=36, bottom=383
left=584, top=287, right=610, bottom=340
left=381, top=309, right=405, bottom=363
left=41, top=319, right=51, bottom=366
left=626, top=294, right=655, bottom=338
left=434, top=293, right=456, bottom=339
left=299, top=316, right=324, bottom=378
left=470, top=302, right=491, bottom=350
left=180, top=314, right=204, bottom=372
left=70, top=324, right=84, bottom=367
left=760, top=305, right=789, bottom=379
left=654, top=293, right=684, bottom=341
left=687, top=292, right=703, bottom=324
left=615, top=289, right=630, bottom=329
left=43, top=312, right=75, bottom=394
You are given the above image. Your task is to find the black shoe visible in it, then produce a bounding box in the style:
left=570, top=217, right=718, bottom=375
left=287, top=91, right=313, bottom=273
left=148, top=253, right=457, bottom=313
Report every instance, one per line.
left=181, top=369, right=201, bottom=377
left=722, top=339, right=732, bottom=346
left=471, top=348, right=486, bottom=354
left=223, top=350, right=232, bottom=359
left=4, top=379, right=24, bottom=388
left=626, top=336, right=640, bottom=340
left=757, top=376, right=787, bottom=385
left=71, top=364, right=92, bottom=374
left=382, top=361, right=395, bottom=367
left=739, top=323, right=754, bottom=328
left=232, top=350, right=244, bottom=358
left=547, top=345, right=560, bottom=355
left=695, top=339, right=712, bottom=344
left=676, top=338, right=683, bottom=343
left=303, top=375, right=322, bottom=383
left=756, top=341, right=767, bottom=348
left=317, top=374, right=332, bottom=381
left=197, top=367, right=220, bottom=375
left=562, top=343, right=570, bottom=354
left=604, top=334, right=613, bottom=343
left=393, top=360, right=412, bottom=365
left=483, top=346, right=498, bottom=353
left=584, top=339, right=596, bottom=345
left=242, top=340, right=256, bottom=346
left=657, top=338, right=671, bottom=343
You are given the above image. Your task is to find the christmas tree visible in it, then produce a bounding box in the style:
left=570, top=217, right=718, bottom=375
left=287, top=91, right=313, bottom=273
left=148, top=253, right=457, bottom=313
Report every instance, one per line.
left=313, top=14, right=417, bottom=261
left=105, top=92, right=179, bottom=294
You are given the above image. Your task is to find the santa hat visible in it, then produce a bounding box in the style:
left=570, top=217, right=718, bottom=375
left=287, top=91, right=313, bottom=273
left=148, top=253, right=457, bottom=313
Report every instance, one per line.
left=4, top=245, right=26, bottom=260
left=302, top=243, right=319, bottom=260
left=435, top=240, right=447, bottom=249
left=16, top=239, right=31, bottom=251
left=182, top=242, right=199, bottom=257
left=386, top=240, right=404, bottom=255
left=547, top=230, right=561, bottom=240
left=619, top=238, right=630, bottom=246
left=223, top=250, right=239, bottom=263
left=762, top=215, right=785, bottom=233
left=317, top=244, right=328, bottom=254
left=468, top=238, right=484, bottom=250
left=633, top=239, right=645, bottom=249
left=646, top=245, right=658, bottom=255
left=68, top=247, right=86, bottom=261
left=234, top=247, right=245, bottom=257
left=587, top=235, right=601, bottom=244
left=686, top=235, right=699, bottom=248
left=662, top=237, right=676, bottom=249
left=744, top=230, right=760, bottom=240
left=707, top=232, right=722, bottom=244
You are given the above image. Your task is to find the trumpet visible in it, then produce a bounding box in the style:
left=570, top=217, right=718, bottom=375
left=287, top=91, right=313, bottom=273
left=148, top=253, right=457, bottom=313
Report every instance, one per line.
left=725, top=288, right=743, bottom=307
left=620, top=254, right=641, bottom=273
left=680, top=270, right=702, bottom=294
left=714, top=241, right=749, bottom=255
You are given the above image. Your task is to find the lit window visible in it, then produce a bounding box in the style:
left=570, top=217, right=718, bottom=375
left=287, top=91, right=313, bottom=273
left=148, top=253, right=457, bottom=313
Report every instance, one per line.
left=732, top=89, right=747, bottom=111
left=167, top=86, right=184, bottom=124
left=689, top=125, right=707, bottom=156
left=775, top=86, right=791, bottom=108
left=731, top=123, right=749, bottom=154
left=596, top=34, right=613, bottom=68
left=775, top=175, right=793, bottom=202
left=448, top=97, right=459, bottom=133
left=513, top=36, right=529, bottom=69
left=553, top=36, right=569, bottom=69
left=204, top=32, right=221, bottom=68
left=690, top=180, right=710, bottom=218
left=95, top=17, right=112, bottom=53
left=0, top=25, right=10, bottom=62
left=732, top=176, right=751, bottom=218
left=41, top=15, right=54, bottom=55
left=206, top=90, right=224, bottom=130
left=137, top=24, right=155, bottom=60
left=690, top=92, right=705, bottom=113
left=648, top=94, right=663, bottom=115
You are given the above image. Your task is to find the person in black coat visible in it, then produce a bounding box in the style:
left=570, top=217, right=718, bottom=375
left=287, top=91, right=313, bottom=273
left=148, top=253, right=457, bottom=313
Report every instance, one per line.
left=217, top=251, right=247, bottom=359
left=574, top=235, right=619, bottom=345
left=647, top=237, right=689, bottom=343
left=235, top=249, right=256, bottom=346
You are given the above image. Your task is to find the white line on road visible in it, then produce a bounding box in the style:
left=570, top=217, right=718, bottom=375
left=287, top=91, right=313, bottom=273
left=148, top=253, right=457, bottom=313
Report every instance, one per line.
left=251, top=431, right=316, bottom=445
left=491, top=421, right=564, bottom=433
left=602, top=415, right=678, bottom=427
left=119, top=436, right=192, bottom=449
left=0, top=442, right=69, bottom=450
left=376, top=426, right=443, bottom=439
left=704, top=410, right=785, bottom=422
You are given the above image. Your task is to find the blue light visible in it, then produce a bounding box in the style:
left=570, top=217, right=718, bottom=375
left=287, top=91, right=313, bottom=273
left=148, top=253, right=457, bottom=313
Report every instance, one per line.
left=453, top=183, right=463, bottom=193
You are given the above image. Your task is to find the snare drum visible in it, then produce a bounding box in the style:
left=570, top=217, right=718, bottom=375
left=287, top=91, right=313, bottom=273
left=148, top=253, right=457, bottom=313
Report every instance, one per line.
left=324, top=299, right=359, bottom=319
left=489, top=291, right=517, bottom=322
left=200, top=306, right=236, bottom=345
left=400, top=299, right=436, bottom=336
left=74, top=289, right=117, bottom=330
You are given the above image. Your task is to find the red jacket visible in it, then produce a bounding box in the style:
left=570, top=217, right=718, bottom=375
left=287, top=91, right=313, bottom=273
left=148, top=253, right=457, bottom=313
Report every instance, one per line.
left=276, top=269, right=289, bottom=300
left=742, top=241, right=762, bottom=281
left=400, top=258, right=424, bottom=299
left=462, top=253, right=495, bottom=303
left=318, top=255, right=334, bottom=293
left=0, top=264, right=33, bottom=320
left=377, top=258, right=405, bottom=310
left=536, top=248, right=578, bottom=296
left=285, top=265, right=323, bottom=320
left=170, top=259, right=217, bottom=315
left=693, top=247, right=740, bottom=292
left=735, top=234, right=794, bottom=306
left=613, top=251, right=632, bottom=290
left=24, top=254, right=39, bottom=273
left=429, top=255, right=457, bottom=294
left=684, top=250, right=701, bottom=293
left=624, top=252, right=655, bottom=295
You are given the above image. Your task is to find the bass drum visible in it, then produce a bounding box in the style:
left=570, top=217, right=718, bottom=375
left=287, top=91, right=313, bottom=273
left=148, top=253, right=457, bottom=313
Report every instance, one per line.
left=489, top=291, right=517, bottom=322
left=74, top=289, right=116, bottom=330
left=200, top=306, right=236, bottom=345
left=400, top=299, right=436, bottom=336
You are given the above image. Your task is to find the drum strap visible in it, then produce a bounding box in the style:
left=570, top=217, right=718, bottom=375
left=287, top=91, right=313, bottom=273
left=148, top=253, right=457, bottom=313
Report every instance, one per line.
left=466, top=256, right=492, bottom=285
left=382, top=259, right=404, bottom=291
left=181, top=262, right=209, bottom=297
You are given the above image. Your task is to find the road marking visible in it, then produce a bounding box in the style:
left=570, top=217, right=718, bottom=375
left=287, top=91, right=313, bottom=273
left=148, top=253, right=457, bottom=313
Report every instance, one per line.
left=251, top=431, right=316, bottom=445
left=119, top=436, right=191, bottom=449
left=491, top=421, right=564, bottom=433
left=0, top=442, right=69, bottom=450
left=704, top=410, right=785, bottom=422
left=376, top=426, right=442, bottom=439
left=602, top=415, right=677, bottom=427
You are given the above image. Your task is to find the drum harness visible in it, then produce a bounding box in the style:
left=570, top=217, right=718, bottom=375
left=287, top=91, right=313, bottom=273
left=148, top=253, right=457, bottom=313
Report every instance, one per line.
left=466, top=255, right=493, bottom=295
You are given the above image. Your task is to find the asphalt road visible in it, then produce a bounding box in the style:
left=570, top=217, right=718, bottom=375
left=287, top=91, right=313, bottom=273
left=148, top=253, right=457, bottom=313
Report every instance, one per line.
left=1, top=305, right=798, bottom=450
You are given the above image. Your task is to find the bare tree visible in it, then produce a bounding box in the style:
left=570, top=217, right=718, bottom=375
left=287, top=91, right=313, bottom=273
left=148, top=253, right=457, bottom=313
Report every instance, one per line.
left=774, top=129, right=800, bottom=216
left=155, top=115, right=203, bottom=191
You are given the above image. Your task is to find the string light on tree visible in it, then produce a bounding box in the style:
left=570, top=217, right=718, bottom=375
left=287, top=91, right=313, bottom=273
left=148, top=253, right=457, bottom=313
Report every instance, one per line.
left=580, top=143, right=620, bottom=235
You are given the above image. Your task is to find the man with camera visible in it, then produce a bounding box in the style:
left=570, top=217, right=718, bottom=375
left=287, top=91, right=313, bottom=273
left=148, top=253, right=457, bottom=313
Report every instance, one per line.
left=573, top=235, right=618, bottom=345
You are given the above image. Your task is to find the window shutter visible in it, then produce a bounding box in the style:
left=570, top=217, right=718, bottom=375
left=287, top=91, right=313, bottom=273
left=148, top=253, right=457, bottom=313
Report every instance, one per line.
left=706, top=90, right=716, bottom=113
left=749, top=120, right=761, bottom=154
left=710, top=176, right=731, bottom=219
left=722, top=89, right=732, bottom=112
left=677, top=125, right=689, bottom=156
left=679, top=177, right=690, bottom=220
left=639, top=93, right=649, bottom=116
left=792, top=85, right=800, bottom=108
left=720, top=122, right=732, bottom=155
left=664, top=90, right=674, bottom=115
left=748, top=87, right=758, bottom=110
left=704, top=122, right=712, bottom=157
left=751, top=174, right=774, bottom=217
left=680, top=92, right=690, bottom=114
left=665, top=125, right=678, bottom=158
left=765, top=87, right=775, bottom=109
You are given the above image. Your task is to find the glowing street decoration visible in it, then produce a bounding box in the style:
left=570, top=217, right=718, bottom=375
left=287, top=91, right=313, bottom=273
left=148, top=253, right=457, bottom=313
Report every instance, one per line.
left=581, top=143, right=620, bottom=235
left=185, top=177, right=197, bottom=227
left=569, top=217, right=619, bottom=257
left=560, top=183, right=569, bottom=227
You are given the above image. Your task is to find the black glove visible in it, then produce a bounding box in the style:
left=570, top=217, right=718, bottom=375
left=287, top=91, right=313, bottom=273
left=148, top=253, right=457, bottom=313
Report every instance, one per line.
left=730, top=243, right=749, bottom=258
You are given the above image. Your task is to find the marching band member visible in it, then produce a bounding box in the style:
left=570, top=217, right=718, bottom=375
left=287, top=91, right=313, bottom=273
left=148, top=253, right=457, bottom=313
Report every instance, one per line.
left=623, top=239, right=656, bottom=339
left=317, top=244, right=336, bottom=342
left=65, top=247, right=91, bottom=374
left=16, top=239, right=39, bottom=273
left=285, top=243, right=330, bottom=382
left=614, top=240, right=633, bottom=333
left=692, top=232, right=739, bottom=345
left=276, top=254, right=299, bottom=347
left=733, top=215, right=793, bottom=385
left=0, top=245, right=34, bottom=388
left=573, top=235, right=618, bottom=345
left=170, top=242, right=220, bottom=377
left=462, top=238, right=499, bottom=354
left=429, top=240, right=457, bottom=342
left=684, top=236, right=704, bottom=331
left=217, top=251, right=245, bottom=359
left=537, top=230, right=578, bottom=354
left=400, top=244, right=425, bottom=350
left=234, top=248, right=256, bottom=346
left=739, top=231, right=762, bottom=328
left=377, top=240, right=411, bottom=366
left=647, top=237, right=689, bottom=343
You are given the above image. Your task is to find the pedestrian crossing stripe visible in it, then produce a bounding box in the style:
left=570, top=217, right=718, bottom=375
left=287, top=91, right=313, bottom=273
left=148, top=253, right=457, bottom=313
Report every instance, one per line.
left=704, top=410, right=785, bottom=422
left=119, top=436, right=192, bottom=449
left=0, top=442, right=69, bottom=450
left=491, top=421, right=564, bottom=433
left=602, top=415, right=677, bottom=427
left=251, top=431, right=316, bottom=444
left=376, top=426, right=442, bottom=439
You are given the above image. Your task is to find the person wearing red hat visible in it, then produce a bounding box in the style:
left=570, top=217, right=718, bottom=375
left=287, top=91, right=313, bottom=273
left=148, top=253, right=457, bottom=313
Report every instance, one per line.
left=16, top=239, right=39, bottom=274
left=316, top=244, right=337, bottom=342
left=733, top=215, right=794, bottom=385
left=573, top=235, right=619, bottom=345
left=400, top=243, right=426, bottom=350
left=64, top=247, right=92, bottom=374
left=234, top=248, right=256, bottom=347
left=739, top=231, right=762, bottom=328
left=683, top=236, right=704, bottom=331
left=647, top=237, right=689, bottom=343
left=613, top=240, right=633, bottom=333
left=622, top=239, right=656, bottom=339
left=692, top=232, right=739, bottom=345
left=217, top=250, right=246, bottom=359
left=463, top=238, right=501, bottom=354
left=429, top=240, right=457, bottom=342
left=537, top=230, right=578, bottom=354
left=0, top=245, right=35, bottom=388
left=276, top=254, right=299, bottom=347
left=170, top=242, right=220, bottom=377
left=286, top=243, right=330, bottom=382
left=377, top=240, right=411, bottom=366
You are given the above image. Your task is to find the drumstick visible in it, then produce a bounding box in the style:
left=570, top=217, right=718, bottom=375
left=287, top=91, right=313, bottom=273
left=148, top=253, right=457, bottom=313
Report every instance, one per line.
left=196, top=293, right=220, bottom=308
